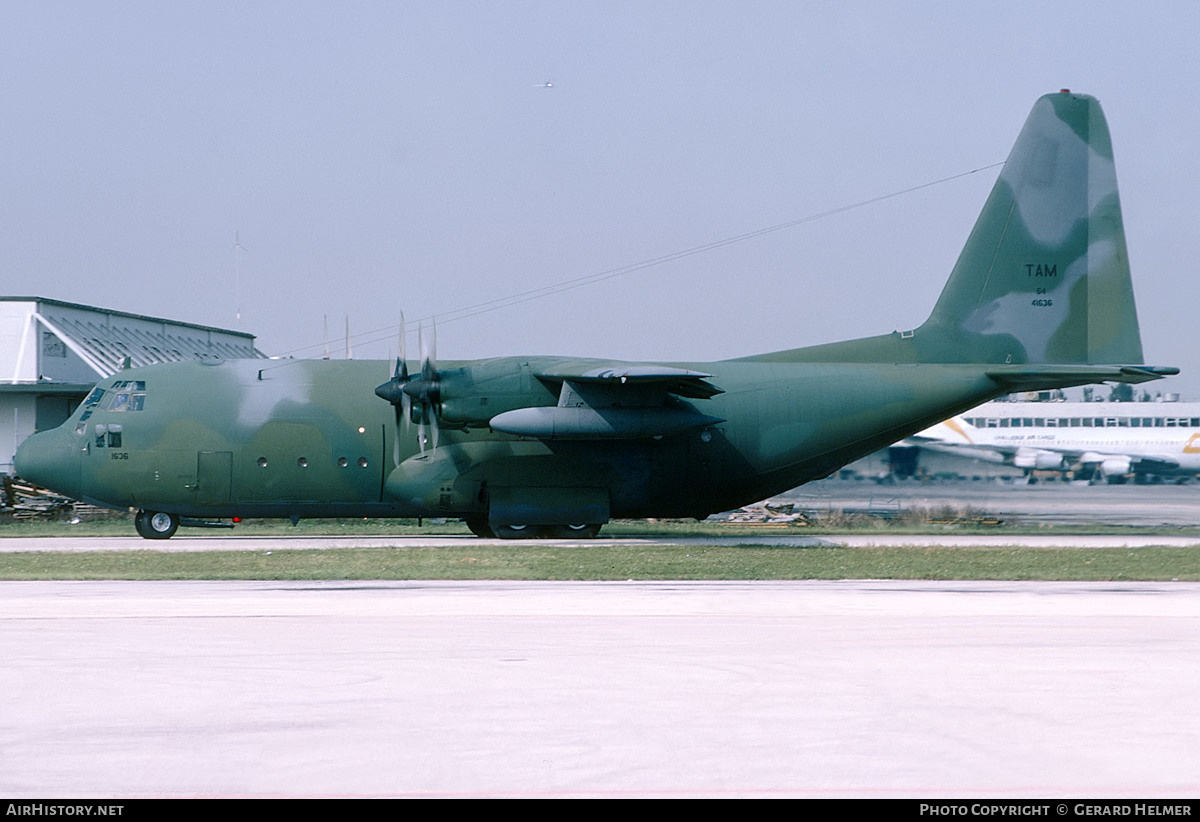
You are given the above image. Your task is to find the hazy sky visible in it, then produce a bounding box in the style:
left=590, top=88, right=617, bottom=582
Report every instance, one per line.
left=4, top=2, right=1198, bottom=396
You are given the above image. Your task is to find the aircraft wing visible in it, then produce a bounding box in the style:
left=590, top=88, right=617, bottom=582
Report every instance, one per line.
left=489, top=363, right=725, bottom=439
left=911, top=440, right=1012, bottom=465
left=896, top=417, right=1010, bottom=463
left=907, top=435, right=1073, bottom=471
left=536, top=363, right=725, bottom=399
left=1131, top=455, right=1183, bottom=471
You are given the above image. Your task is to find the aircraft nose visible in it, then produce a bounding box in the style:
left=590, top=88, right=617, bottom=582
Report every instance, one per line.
left=14, top=429, right=82, bottom=500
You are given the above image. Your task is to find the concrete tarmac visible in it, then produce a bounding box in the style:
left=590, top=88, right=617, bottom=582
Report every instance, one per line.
left=793, top=478, right=1200, bottom=527
left=3, top=579, right=1199, bottom=798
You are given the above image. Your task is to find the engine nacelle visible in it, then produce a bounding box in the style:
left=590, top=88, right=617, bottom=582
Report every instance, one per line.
left=1013, top=448, right=1063, bottom=470
left=435, top=363, right=556, bottom=427
left=1099, top=456, right=1132, bottom=477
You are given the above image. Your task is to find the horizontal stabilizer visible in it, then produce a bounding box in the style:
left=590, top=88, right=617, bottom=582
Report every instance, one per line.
left=986, top=364, right=1179, bottom=393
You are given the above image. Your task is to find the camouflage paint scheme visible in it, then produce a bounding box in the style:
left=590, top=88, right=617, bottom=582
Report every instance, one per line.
left=14, top=92, right=1176, bottom=538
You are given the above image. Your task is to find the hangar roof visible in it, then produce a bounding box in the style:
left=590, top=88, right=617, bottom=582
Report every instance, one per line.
left=2, top=297, right=265, bottom=384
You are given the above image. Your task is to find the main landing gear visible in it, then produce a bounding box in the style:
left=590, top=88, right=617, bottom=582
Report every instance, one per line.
left=464, top=518, right=602, bottom=539
left=134, top=510, right=179, bottom=540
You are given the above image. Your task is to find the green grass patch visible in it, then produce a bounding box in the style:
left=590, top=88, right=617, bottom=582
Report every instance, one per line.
left=1, top=543, right=1197, bottom=581
left=3, top=515, right=1199, bottom=538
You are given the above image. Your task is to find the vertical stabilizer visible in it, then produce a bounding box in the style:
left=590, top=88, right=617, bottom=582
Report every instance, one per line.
left=921, top=91, right=1142, bottom=364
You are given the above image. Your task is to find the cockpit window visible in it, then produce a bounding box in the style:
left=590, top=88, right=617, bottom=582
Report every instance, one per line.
left=86, top=381, right=147, bottom=412
left=98, top=381, right=146, bottom=411
left=75, top=380, right=147, bottom=434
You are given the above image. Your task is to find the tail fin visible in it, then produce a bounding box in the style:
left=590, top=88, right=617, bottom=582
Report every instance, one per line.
left=921, top=90, right=1141, bottom=365
left=752, top=91, right=1167, bottom=378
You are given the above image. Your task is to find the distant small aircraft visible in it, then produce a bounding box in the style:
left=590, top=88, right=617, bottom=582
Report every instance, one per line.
left=15, top=91, right=1176, bottom=539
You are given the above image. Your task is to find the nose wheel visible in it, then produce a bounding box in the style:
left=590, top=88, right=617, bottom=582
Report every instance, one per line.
left=135, top=510, right=179, bottom=540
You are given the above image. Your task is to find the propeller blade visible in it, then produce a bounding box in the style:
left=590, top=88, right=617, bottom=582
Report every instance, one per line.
left=419, top=319, right=437, bottom=381
left=412, top=319, right=441, bottom=453
left=396, top=312, right=408, bottom=383
left=384, top=313, right=412, bottom=467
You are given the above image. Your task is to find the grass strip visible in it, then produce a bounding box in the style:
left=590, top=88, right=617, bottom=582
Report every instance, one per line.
left=2, top=517, right=1198, bottom=538
left=0, top=543, right=1197, bottom=581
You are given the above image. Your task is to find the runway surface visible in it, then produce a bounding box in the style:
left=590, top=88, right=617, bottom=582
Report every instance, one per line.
left=3, top=579, right=1199, bottom=798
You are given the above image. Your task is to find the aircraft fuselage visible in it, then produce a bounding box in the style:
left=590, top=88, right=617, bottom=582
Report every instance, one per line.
left=19, top=356, right=1006, bottom=524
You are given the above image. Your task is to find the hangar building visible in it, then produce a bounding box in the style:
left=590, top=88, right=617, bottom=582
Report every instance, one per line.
left=2, top=297, right=264, bottom=475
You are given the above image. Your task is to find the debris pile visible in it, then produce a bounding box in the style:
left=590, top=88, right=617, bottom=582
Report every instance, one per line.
left=718, top=502, right=810, bottom=526
left=1, top=476, right=118, bottom=522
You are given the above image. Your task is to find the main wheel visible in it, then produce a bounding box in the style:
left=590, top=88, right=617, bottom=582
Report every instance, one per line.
left=135, top=510, right=179, bottom=540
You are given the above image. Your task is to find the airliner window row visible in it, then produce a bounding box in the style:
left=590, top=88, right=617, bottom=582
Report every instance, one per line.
left=965, top=416, right=1200, bottom=429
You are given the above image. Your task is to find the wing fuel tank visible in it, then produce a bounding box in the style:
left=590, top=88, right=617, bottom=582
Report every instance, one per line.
left=489, top=406, right=724, bottom=439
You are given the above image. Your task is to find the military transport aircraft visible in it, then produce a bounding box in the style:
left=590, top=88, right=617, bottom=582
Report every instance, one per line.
left=15, top=91, right=1178, bottom=539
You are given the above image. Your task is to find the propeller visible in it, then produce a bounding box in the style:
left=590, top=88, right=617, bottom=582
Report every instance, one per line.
left=405, top=320, right=440, bottom=453
left=374, top=315, right=442, bottom=460
left=375, top=314, right=412, bottom=466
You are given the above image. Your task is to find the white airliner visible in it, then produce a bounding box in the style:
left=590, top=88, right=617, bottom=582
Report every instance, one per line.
left=909, top=402, right=1200, bottom=482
